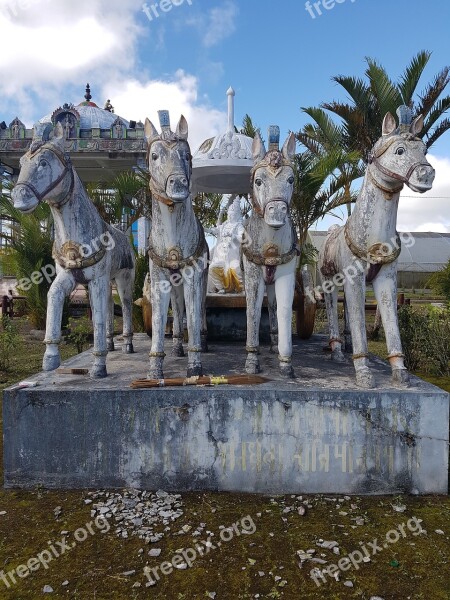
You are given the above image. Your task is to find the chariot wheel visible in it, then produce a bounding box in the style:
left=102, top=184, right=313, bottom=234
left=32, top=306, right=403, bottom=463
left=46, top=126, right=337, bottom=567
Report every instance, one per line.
left=295, top=267, right=316, bottom=340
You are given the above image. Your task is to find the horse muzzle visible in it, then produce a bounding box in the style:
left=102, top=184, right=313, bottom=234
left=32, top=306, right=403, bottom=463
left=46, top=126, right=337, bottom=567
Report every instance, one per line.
left=264, top=199, right=288, bottom=228
left=165, top=173, right=190, bottom=202
left=407, top=164, right=435, bottom=193
left=11, top=183, right=39, bottom=213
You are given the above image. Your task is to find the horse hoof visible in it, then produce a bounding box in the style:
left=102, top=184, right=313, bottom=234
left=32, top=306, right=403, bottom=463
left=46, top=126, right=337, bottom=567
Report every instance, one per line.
left=107, top=340, right=115, bottom=352
left=172, top=346, right=185, bottom=357
left=355, top=368, right=375, bottom=389
left=245, top=359, right=261, bottom=374
left=280, top=363, right=294, bottom=378
left=392, top=368, right=410, bottom=388
left=187, top=365, right=203, bottom=377
left=331, top=349, right=345, bottom=362
left=42, top=353, right=60, bottom=372
left=148, top=370, right=164, bottom=380
left=90, top=365, right=107, bottom=379
left=123, top=343, right=134, bottom=354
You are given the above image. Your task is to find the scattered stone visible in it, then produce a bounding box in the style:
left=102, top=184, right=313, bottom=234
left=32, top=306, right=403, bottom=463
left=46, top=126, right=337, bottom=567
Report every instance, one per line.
left=146, top=580, right=157, bottom=587
left=132, top=582, right=141, bottom=588
left=258, top=571, right=265, bottom=577
left=175, top=563, right=188, bottom=570
left=43, top=585, right=53, bottom=593
left=122, top=570, right=136, bottom=577
left=60, top=531, right=69, bottom=535
left=84, top=499, right=93, bottom=505
left=344, top=580, right=354, bottom=587
left=53, top=506, right=62, bottom=518
left=392, top=504, right=406, bottom=513
left=435, top=529, right=444, bottom=535
left=0, top=511, right=6, bottom=516
left=297, top=506, right=306, bottom=516
left=248, top=558, right=256, bottom=565
left=61, top=581, right=69, bottom=587
left=149, top=548, right=161, bottom=557
left=317, top=540, right=338, bottom=549
left=207, top=593, right=216, bottom=599
left=278, top=580, right=287, bottom=587
left=355, top=517, right=365, bottom=526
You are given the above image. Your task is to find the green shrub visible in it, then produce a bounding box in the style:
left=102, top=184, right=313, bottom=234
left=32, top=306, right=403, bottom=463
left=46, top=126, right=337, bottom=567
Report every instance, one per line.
left=428, top=258, right=450, bottom=306
left=0, top=315, right=21, bottom=371
left=66, top=317, right=93, bottom=353
left=398, top=305, right=450, bottom=376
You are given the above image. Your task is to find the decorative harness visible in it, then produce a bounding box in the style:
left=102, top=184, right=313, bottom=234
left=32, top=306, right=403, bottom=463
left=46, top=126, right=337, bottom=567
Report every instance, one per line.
left=16, top=143, right=108, bottom=273
left=243, top=152, right=300, bottom=271
left=343, top=133, right=428, bottom=273
left=148, top=221, right=207, bottom=271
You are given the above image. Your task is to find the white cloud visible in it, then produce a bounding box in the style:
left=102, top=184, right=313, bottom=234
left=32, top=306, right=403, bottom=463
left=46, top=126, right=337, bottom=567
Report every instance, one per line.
left=185, top=1, right=238, bottom=48
left=102, top=70, right=227, bottom=151
left=398, top=154, right=450, bottom=233
left=0, top=0, right=229, bottom=150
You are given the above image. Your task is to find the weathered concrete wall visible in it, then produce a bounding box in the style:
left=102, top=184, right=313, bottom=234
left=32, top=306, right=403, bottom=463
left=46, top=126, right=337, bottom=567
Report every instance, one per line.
left=3, top=335, right=449, bottom=494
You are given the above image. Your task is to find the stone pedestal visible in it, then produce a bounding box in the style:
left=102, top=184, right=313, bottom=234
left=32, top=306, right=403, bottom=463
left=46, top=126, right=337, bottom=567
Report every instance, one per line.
left=3, top=335, right=448, bottom=494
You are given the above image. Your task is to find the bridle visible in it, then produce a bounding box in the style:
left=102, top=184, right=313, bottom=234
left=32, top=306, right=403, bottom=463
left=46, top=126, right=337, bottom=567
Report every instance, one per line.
left=15, top=144, right=74, bottom=207
left=368, top=134, right=429, bottom=196
left=250, top=155, right=294, bottom=218
left=147, top=139, right=192, bottom=213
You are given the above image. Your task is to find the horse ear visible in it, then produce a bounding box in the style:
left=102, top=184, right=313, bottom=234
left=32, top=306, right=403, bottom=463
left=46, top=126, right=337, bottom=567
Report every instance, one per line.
left=252, top=132, right=266, bottom=163
left=51, top=122, right=65, bottom=148
left=176, top=115, right=188, bottom=140
left=282, top=132, right=296, bottom=160
left=144, top=118, right=159, bottom=143
left=410, top=114, right=424, bottom=135
left=382, top=112, right=397, bottom=136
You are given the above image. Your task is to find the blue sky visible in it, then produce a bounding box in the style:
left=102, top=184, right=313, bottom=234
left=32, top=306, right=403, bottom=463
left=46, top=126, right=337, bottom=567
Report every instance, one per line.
left=0, top=0, right=449, bottom=230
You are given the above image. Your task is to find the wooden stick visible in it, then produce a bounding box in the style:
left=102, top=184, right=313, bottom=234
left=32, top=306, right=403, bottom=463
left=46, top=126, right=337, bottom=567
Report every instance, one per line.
left=131, top=374, right=271, bottom=389
left=57, top=368, right=89, bottom=375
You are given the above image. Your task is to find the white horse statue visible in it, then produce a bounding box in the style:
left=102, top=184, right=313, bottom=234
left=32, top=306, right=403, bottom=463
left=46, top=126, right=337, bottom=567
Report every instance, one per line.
left=319, top=106, right=435, bottom=388
left=243, top=126, right=298, bottom=377
left=145, top=111, right=208, bottom=378
left=12, top=122, right=135, bottom=378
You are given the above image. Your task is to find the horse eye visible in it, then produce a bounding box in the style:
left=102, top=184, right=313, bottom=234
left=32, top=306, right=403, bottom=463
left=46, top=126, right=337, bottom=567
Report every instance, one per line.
left=255, top=178, right=263, bottom=187
left=40, top=159, right=48, bottom=167
left=151, top=153, right=158, bottom=161
left=396, top=147, right=405, bottom=156
left=288, top=176, right=294, bottom=185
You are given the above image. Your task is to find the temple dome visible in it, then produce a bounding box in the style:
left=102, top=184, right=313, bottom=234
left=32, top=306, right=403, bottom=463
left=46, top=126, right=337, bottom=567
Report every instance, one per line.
left=38, top=84, right=129, bottom=130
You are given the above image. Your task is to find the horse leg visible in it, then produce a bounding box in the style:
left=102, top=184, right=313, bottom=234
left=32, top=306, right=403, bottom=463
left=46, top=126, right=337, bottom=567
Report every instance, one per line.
left=344, top=270, right=375, bottom=388
left=267, top=284, right=278, bottom=354
left=245, top=264, right=265, bottom=374
left=106, top=282, right=115, bottom=352
left=88, top=274, right=109, bottom=378
left=116, top=268, right=135, bottom=354
left=275, top=272, right=295, bottom=378
left=43, top=270, right=76, bottom=371
left=322, top=276, right=344, bottom=362
left=184, top=273, right=203, bottom=378
left=343, top=293, right=353, bottom=354
left=372, top=265, right=409, bottom=387
left=171, top=286, right=185, bottom=357
left=201, top=264, right=208, bottom=353
left=148, top=269, right=171, bottom=379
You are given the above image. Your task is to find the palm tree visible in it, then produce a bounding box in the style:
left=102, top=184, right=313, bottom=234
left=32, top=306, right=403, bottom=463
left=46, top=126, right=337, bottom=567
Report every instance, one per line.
left=313, top=50, right=450, bottom=163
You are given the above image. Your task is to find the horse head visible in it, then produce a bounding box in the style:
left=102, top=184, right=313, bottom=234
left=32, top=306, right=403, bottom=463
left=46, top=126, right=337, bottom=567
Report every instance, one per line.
left=145, top=111, right=192, bottom=207
left=368, top=105, right=435, bottom=194
left=251, top=126, right=296, bottom=228
left=12, top=122, right=74, bottom=213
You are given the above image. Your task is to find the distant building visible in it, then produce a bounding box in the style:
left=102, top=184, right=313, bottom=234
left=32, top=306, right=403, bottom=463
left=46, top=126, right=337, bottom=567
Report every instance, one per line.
left=309, top=230, right=450, bottom=289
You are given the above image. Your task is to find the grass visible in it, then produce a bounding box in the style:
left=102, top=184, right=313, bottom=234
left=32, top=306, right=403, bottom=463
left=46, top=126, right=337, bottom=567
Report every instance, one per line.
left=0, top=318, right=449, bottom=599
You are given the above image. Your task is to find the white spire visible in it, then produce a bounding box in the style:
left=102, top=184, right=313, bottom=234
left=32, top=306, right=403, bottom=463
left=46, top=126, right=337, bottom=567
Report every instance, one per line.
left=227, top=86, right=235, bottom=133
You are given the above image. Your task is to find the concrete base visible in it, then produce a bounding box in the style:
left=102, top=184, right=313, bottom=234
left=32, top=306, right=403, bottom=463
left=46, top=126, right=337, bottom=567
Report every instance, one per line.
left=3, top=334, right=449, bottom=494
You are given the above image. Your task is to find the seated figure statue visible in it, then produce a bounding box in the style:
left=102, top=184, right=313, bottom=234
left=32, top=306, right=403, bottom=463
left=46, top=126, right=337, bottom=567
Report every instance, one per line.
left=207, top=195, right=245, bottom=294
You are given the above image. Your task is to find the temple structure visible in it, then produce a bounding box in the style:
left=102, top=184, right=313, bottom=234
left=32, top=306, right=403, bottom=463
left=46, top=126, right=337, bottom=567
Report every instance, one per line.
left=0, top=84, right=146, bottom=182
